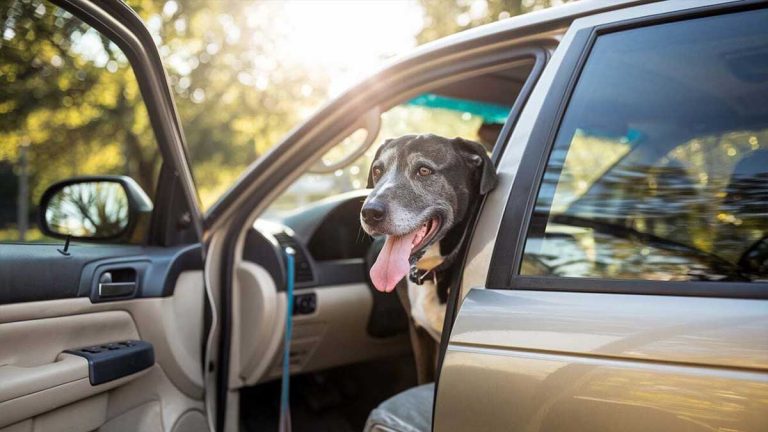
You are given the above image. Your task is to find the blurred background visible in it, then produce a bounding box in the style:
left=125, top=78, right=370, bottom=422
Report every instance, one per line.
left=0, top=0, right=572, bottom=241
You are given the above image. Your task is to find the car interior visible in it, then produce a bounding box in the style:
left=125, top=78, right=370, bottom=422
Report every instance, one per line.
left=230, top=60, right=537, bottom=431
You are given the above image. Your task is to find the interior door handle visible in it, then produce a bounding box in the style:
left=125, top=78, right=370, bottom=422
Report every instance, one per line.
left=99, top=282, right=136, bottom=297
left=98, top=271, right=137, bottom=298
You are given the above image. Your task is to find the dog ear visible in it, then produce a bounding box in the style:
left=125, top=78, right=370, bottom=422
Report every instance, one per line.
left=454, top=137, right=498, bottom=195
left=366, top=139, right=392, bottom=188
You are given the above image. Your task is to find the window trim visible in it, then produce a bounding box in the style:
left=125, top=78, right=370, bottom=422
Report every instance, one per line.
left=487, top=0, right=768, bottom=299
left=490, top=48, right=549, bottom=163
left=436, top=44, right=549, bottom=382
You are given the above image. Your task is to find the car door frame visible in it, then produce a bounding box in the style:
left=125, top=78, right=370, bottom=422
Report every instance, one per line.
left=0, top=0, right=206, bottom=300
left=485, top=0, right=768, bottom=299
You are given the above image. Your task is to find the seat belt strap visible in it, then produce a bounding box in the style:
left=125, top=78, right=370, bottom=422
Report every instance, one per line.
left=279, top=247, right=295, bottom=432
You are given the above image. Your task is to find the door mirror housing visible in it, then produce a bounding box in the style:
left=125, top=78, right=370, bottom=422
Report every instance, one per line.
left=38, top=176, right=153, bottom=242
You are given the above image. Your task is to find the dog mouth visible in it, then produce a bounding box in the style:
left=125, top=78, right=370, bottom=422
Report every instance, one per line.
left=410, top=216, right=442, bottom=257
left=369, top=215, right=442, bottom=293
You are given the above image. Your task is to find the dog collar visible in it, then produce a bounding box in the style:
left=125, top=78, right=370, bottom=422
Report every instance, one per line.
left=409, top=266, right=436, bottom=285
left=409, top=255, right=443, bottom=285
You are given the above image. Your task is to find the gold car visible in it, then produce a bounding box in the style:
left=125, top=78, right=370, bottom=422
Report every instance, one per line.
left=1, top=1, right=766, bottom=431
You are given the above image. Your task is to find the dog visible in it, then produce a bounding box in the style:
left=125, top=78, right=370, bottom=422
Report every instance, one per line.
left=360, top=134, right=497, bottom=340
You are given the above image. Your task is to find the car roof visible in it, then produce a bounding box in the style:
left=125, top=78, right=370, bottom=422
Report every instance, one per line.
left=387, top=0, right=657, bottom=69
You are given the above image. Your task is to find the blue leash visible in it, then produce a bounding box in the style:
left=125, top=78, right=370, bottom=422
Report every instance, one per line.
left=279, top=247, right=295, bottom=432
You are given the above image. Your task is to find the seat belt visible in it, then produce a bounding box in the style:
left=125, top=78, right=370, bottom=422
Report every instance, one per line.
left=279, top=247, right=295, bottom=432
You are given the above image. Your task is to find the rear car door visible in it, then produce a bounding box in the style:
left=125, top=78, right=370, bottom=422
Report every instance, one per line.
left=0, top=1, right=208, bottom=431
left=436, top=1, right=768, bottom=431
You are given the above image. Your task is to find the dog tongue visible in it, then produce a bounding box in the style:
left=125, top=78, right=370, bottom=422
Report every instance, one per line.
left=370, top=231, right=420, bottom=293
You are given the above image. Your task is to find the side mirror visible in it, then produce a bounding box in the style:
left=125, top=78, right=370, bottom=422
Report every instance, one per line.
left=38, top=176, right=153, bottom=242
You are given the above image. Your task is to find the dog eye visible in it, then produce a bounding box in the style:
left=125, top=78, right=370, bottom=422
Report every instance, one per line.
left=417, top=166, right=433, bottom=177
left=372, top=167, right=383, bottom=180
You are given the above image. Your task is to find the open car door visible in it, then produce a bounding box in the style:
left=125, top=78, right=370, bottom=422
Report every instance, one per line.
left=0, top=1, right=209, bottom=431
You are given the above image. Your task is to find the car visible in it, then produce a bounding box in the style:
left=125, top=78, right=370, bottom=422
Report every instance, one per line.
left=0, top=0, right=766, bottom=431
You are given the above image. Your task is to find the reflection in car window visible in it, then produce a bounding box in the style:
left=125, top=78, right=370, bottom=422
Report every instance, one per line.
left=0, top=1, right=160, bottom=243
left=521, top=9, right=768, bottom=282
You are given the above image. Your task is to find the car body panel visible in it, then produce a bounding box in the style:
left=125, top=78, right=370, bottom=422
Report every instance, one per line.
left=439, top=0, right=767, bottom=431
left=436, top=289, right=768, bottom=432
left=438, top=290, right=768, bottom=432
left=439, top=333, right=767, bottom=431
left=449, top=290, right=768, bottom=371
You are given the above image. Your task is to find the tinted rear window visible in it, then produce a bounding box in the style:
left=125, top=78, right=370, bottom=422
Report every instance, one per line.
left=521, top=9, right=768, bottom=282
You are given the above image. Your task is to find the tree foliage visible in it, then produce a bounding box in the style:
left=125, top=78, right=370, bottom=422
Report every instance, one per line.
left=0, top=1, right=157, bottom=225
left=1, top=0, right=570, bottom=240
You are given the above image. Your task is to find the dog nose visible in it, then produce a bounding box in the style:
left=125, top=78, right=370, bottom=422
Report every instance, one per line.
left=361, top=201, right=387, bottom=223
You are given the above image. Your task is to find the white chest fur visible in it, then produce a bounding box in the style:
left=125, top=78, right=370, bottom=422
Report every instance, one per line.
left=407, top=244, right=446, bottom=341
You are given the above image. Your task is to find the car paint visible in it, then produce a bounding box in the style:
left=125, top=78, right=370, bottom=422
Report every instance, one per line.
left=440, top=0, right=768, bottom=431
left=436, top=290, right=768, bottom=432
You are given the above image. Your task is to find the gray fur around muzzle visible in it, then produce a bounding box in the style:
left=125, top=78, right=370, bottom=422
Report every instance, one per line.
left=361, top=134, right=497, bottom=292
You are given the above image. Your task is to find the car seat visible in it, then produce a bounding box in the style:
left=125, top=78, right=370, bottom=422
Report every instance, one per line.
left=363, top=383, right=434, bottom=432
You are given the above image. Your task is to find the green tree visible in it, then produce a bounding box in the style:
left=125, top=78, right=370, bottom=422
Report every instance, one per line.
left=127, top=0, right=332, bottom=208
left=1, top=0, right=158, bottom=240
left=1, top=0, right=575, bottom=241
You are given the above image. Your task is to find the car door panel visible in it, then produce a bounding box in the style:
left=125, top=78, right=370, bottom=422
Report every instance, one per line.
left=436, top=289, right=768, bottom=432
left=0, top=271, right=206, bottom=430
left=0, top=215, right=207, bottom=422
left=1, top=0, right=208, bottom=427
left=0, top=245, right=201, bottom=303
left=447, top=290, right=768, bottom=370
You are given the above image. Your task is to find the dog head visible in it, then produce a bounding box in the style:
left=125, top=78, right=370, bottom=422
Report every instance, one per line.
left=360, top=134, right=497, bottom=292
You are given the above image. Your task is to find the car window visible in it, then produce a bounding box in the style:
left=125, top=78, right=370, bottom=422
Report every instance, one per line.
left=520, top=9, right=768, bottom=282
left=265, top=93, right=510, bottom=217
left=0, top=1, right=160, bottom=243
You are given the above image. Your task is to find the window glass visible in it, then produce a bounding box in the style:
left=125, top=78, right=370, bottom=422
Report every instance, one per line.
left=521, top=10, right=768, bottom=282
left=0, top=1, right=160, bottom=243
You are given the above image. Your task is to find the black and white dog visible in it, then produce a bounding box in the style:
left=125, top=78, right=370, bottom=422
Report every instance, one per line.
left=360, top=134, right=497, bottom=339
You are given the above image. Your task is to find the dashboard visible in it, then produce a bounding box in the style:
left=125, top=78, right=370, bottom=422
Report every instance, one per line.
left=243, top=190, right=374, bottom=292
left=234, top=190, right=410, bottom=386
